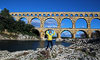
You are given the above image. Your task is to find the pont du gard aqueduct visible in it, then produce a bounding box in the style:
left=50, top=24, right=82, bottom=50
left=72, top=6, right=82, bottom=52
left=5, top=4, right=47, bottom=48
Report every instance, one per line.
left=10, top=12, right=100, bottom=40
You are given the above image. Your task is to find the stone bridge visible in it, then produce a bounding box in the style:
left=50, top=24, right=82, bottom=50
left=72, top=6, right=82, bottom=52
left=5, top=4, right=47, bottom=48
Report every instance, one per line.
left=10, top=12, right=100, bottom=40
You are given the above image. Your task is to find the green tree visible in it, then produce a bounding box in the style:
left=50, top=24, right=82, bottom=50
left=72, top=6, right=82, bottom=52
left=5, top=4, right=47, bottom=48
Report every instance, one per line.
left=0, top=8, right=38, bottom=36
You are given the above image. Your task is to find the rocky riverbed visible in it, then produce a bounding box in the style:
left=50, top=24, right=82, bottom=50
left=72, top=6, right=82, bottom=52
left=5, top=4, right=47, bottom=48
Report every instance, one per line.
left=0, top=38, right=100, bottom=60
left=0, top=34, right=39, bottom=40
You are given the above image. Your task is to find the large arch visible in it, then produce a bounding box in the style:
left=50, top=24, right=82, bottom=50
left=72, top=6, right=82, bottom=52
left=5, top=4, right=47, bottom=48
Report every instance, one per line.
left=91, top=30, right=100, bottom=38
left=61, top=30, right=72, bottom=39
left=31, top=18, right=41, bottom=28
left=75, top=30, right=88, bottom=38
left=44, top=29, right=57, bottom=39
left=19, top=17, right=28, bottom=24
left=61, top=18, right=72, bottom=28
left=91, top=18, right=100, bottom=29
left=31, top=29, right=40, bottom=37
left=75, top=18, right=87, bottom=28
left=44, top=18, right=58, bottom=28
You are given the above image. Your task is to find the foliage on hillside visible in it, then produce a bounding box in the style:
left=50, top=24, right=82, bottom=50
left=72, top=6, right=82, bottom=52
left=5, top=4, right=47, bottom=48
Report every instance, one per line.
left=0, top=8, right=39, bottom=36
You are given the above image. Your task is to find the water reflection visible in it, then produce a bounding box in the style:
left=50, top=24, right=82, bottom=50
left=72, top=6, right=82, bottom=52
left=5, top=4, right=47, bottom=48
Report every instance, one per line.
left=0, top=40, right=72, bottom=52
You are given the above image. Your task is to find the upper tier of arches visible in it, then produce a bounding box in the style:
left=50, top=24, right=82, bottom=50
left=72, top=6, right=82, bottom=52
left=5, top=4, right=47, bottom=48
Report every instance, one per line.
left=10, top=12, right=100, bottom=17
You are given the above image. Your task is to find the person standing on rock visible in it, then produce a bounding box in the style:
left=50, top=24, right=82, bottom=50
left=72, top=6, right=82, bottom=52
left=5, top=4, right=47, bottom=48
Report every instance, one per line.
left=46, top=30, right=55, bottom=50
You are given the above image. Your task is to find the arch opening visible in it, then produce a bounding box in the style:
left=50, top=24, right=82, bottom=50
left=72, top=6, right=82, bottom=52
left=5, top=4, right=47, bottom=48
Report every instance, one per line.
left=31, top=18, right=41, bottom=28
left=75, top=30, right=88, bottom=38
left=91, top=30, right=100, bottom=38
left=61, top=30, right=72, bottom=39
left=61, top=18, right=72, bottom=28
left=31, top=29, right=40, bottom=38
left=91, top=18, right=100, bottom=29
left=75, top=18, right=87, bottom=28
left=19, top=17, right=28, bottom=24
left=44, top=18, right=58, bottom=28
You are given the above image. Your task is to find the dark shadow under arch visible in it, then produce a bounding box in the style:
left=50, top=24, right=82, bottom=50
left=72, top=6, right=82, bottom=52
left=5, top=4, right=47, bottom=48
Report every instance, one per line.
left=75, top=30, right=88, bottom=38
left=61, top=30, right=72, bottom=39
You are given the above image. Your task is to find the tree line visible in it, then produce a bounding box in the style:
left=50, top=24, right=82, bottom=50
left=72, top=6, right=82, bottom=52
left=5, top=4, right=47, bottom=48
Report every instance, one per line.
left=0, top=8, right=39, bottom=36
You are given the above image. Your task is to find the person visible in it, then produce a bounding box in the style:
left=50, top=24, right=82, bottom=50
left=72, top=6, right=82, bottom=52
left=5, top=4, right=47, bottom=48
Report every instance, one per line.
left=46, top=30, right=55, bottom=50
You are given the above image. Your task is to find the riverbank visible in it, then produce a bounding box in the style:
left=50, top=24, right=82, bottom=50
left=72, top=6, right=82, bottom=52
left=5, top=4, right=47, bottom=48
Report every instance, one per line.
left=0, top=38, right=100, bottom=60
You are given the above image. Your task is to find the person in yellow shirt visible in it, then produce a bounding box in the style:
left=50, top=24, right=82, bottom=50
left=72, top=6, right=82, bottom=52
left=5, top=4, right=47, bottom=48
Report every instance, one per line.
left=46, top=30, right=55, bottom=50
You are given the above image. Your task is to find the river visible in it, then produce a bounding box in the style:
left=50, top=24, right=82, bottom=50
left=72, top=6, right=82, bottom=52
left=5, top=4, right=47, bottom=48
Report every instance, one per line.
left=0, top=40, right=72, bottom=52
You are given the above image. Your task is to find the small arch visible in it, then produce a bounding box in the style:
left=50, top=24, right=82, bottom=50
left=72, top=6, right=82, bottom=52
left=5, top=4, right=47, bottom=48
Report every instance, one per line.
left=61, top=18, right=72, bottom=28
left=44, top=18, right=58, bottom=28
left=43, top=14, right=46, bottom=16
left=95, top=14, right=98, bottom=17
left=31, top=14, right=33, bottom=16
left=75, top=14, right=78, bottom=17
left=35, top=14, right=37, bottom=16
left=70, top=14, right=73, bottom=17
left=31, top=18, right=41, bottom=28
left=23, top=14, right=25, bottom=16
left=91, top=30, right=100, bottom=38
left=19, top=14, right=21, bottom=16
left=15, top=14, right=17, bottom=16
left=19, top=17, right=28, bottom=24
left=60, top=14, right=63, bottom=16
left=52, top=14, right=54, bottom=16
left=12, top=14, right=14, bottom=16
left=47, top=14, right=50, bottom=16
left=61, top=30, right=72, bottom=39
left=27, top=14, right=29, bottom=16
left=56, top=14, right=59, bottom=16
left=75, top=18, right=87, bottom=28
left=85, top=14, right=88, bottom=17
left=75, top=30, right=88, bottom=38
left=80, top=14, right=83, bottom=17
left=91, top=18, right=100, bottom=29
left=39, top=14, right=41, bottom=16
left=90, top=14, right=93, bottom=17
left=65, top=14, right=68, bottom=16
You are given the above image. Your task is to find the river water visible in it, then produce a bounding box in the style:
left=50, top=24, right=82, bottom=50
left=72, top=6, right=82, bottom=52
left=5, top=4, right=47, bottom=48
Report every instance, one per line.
left=0, top=40, right=72, bottom=52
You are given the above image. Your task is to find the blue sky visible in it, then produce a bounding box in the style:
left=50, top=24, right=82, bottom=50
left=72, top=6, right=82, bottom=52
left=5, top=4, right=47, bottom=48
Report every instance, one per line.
left=0, top=0, right=100, bottom=12
left=0, top=0, right=100, bottom=38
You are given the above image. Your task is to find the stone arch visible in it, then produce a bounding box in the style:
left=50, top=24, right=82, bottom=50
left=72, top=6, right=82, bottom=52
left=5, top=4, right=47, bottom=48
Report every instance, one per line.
left=31, top=18, right=41, bottom=28
left=85, top=14, right=88, bottom=17
left=70, top=14, right=73, bottom=17
left=65, top=14, right=68, bottom=16
left=91, top=30, right=100, bottom=38
left=90, top=14, right=93, bottom=17
left=19, top=14, right=21, bottom=16
left=95, top=14, right=98, bottom=17
left=56, top=14, right=59, bottom=16
left=44, top=18, right=58, bottom=28
left=75, top=30, right=88, bottom=38
left=61, top=30, right=72, bottom=39
left=19, top=17, right=28, bottom=24
left=91, top=18, right=100, bottom=29
left=75, top=14, right=78, bottom=17
left=80, top=14, right=83, bottom=17
left=15, top=14, right=17, bottom=16
left=60, top=14, right=63, bottom=16
left=61, top=18, right=72, bottom=28
left=75, top=18, right=87, bottom=28
left=31, top=29, right=40, bottom=37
